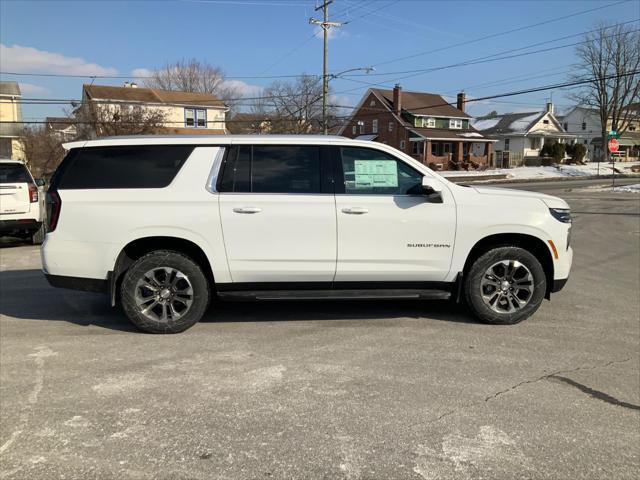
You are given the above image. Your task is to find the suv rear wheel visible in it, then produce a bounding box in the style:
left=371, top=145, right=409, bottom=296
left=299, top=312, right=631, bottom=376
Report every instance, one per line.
left=464, top=246, right=546, bottom=325
left=120, top=250, right=210, bottom=333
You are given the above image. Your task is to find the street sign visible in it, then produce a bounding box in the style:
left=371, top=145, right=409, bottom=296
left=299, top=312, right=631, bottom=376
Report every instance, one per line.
left=608, top=138, right=619, bottom=153
left=608, top=130, right=617, bottom=138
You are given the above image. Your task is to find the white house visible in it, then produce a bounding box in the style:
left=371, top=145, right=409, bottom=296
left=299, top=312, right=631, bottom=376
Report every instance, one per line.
left=471, top=103, right=575, bottom=166
left=557, top=107, right=600, bottom=160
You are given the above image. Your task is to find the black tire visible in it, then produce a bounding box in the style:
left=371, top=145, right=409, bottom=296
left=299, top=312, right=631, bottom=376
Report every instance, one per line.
left=31, top=223, right=46, bottom=245
left=464, top=246, right=546, bottom=325
left=120, top=250, right=210, bottom=334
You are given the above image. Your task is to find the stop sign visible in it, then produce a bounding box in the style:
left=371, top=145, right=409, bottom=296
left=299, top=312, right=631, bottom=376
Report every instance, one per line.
left=608, top=138, right=619, bottom=153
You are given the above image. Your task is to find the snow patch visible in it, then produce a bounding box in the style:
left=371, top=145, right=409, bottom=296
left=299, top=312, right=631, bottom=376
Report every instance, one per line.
left=508, top=112, right=541, bottom=132
left=471, top=118, right=499, bottom=131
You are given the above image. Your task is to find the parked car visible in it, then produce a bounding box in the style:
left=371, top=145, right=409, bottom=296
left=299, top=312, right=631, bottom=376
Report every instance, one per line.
left=42, top=136, right=572, bottom=333
left=0, top=159, right=46, bottom=244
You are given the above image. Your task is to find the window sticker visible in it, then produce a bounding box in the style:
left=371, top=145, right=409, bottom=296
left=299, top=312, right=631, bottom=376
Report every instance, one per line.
left=353, top=160, right=398, bottom=188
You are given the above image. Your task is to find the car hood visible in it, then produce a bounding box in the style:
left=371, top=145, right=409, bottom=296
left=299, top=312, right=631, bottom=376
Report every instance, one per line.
left=471, top=186, right=569, bottom=209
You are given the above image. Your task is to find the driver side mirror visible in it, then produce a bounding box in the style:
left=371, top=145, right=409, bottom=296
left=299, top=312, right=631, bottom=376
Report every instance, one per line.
left=421, top=177, right=442, bottom=199
left=35, top=178, right=46, bottom=187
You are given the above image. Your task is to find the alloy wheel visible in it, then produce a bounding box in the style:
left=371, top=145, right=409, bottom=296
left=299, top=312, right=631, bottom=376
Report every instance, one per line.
left=134, top=267, right=194, bottom=322
left=480, top=260, right=534, bottom=314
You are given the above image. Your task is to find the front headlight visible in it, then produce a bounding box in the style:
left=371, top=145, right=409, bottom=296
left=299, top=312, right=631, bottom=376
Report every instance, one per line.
left=549, top=208, right=571, bottom=223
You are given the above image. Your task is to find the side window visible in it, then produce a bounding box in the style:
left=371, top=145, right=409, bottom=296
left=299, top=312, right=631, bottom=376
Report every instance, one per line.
left=219, top=145, right=322, bottom=194
left=339, top=147, right=423, bottom=195
left=55, top=145, right=194, bottom=189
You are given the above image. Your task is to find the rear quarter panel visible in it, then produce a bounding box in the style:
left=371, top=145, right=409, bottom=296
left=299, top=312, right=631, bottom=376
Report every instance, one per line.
left=42, top=147, right=231, bottom=282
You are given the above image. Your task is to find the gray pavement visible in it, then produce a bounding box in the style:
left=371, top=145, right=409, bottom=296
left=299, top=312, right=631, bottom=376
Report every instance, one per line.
left=0, top=182, right=639, bottom=479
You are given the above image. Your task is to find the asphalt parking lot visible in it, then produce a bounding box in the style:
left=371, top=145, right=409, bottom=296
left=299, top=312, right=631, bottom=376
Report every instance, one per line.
left=1, top=180, right=639, bottom=480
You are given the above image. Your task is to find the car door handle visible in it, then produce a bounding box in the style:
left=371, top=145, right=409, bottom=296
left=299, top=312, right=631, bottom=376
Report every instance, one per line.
left=341, top=207, right=369, bottom=215
left=233, top=207, right=262, bottom=214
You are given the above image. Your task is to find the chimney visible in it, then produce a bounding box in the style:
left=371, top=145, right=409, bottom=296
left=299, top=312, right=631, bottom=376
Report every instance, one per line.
left=130, top=82, right=138, bottom=88
left=457, top=91, right=466, bottom=113
left=546, top=102, right=554, bottom=114
left=393, top=84, right=402, bottom=115
left=124, top=82, right=130, bottom=88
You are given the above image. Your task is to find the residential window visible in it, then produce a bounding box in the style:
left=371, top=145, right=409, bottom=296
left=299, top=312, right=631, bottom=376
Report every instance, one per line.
left=443, top=143, right=452, bottom=154
left=584, top=140, right=588, bottom=145
left=449, top=119, right=463, bottom=129
left=389, top=121, right=394, bottom=132
left=504, top=139, right=510, bottom=151
left=543, top=119, right=549, bottom=125
left=563, top=122, right=568, bottom=130
left=185, top=108, right=195, bottom=127
left=359, top=122, right=365, bottom=134
left=197, top=109, right=207, bottom=127
left=426, top=117, right=436, bottom=128
left=352, top=125, right=356, bottom=135
left=372, top=119, right=378, bottom=133
left=400, top=140, right=406, bottom=150
left=370, top=100, right=376, bottom=107
left=185, top=108, right=207, bottom=128
left=629, top=125, right=636, bottom=132
left=581, top=122, right=586, bottom=130
left=338, top=147, right=423, bottom=195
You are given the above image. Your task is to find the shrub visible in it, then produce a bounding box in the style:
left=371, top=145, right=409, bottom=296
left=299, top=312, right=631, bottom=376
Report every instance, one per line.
left=540, top=141, right=566, bottom=163
left=568, top=143, right=587, bottom=163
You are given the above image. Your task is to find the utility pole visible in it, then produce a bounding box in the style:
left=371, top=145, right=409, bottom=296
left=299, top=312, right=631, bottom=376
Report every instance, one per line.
left=310, top=1, right=342, bottom=135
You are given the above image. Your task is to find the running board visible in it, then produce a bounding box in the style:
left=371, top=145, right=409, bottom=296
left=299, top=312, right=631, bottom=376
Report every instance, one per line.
left=216, top=289, right=452, bottom=301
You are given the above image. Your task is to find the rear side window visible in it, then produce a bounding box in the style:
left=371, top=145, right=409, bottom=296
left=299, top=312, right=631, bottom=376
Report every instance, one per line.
left=219, top=145, right=322, bottom=194
left=0, top=164, right=31, bottom=184
left=54, top=145, right=194, bottom=189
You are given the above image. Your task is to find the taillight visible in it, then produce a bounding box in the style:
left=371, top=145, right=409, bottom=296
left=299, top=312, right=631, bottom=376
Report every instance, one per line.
left=46, top=190, right=62, bottom=232
left=29, top=183, right=38, bottom=203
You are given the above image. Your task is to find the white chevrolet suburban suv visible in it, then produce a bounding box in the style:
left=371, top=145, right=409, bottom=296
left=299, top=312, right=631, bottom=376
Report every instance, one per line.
left=42, top=136, right=572, bottom=333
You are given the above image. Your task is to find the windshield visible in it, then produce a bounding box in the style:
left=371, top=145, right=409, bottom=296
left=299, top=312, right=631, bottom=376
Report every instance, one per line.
left=0, top=163, right=31, bottom=184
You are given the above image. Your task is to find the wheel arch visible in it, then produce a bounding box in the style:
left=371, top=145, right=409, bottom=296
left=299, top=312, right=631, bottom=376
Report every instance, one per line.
left=462, top=233, right=554, bottom=298
left=110, top=236, right=215, bottom=306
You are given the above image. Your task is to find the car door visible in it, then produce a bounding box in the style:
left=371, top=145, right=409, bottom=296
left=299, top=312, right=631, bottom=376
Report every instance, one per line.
left=217, top=144, right=337, bottom=284
left=333, top=146, right=456, bottom=283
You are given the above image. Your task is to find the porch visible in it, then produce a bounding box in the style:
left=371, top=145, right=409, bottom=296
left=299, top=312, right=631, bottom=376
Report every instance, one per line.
left=408, top=138, right=494, bottom=171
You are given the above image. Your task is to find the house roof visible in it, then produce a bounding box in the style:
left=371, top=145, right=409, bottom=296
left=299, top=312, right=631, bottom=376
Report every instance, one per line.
left=471, top=111, right=546, bottom=135
left=45, top=117, right=76, bottom=130
left=83, top=84, right=227, bottom=108
left=371, top=88, right=470, bottom=118
left=0, top=81, right=21, bottom=96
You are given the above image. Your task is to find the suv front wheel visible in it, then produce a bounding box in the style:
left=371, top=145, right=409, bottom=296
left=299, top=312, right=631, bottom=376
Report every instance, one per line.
left=121, top=250, right=210, bottom=333
left=464, top=246, right=546, bottom=325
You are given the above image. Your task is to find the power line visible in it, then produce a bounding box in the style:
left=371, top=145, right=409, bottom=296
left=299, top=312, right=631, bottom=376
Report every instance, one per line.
left=5, top=71, right=637, bottom=126
left=366, top=0, right=631, bottom=68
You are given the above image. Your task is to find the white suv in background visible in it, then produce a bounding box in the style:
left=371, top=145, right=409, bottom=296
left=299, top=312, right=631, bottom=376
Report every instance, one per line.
left=0, top=159, right=46, bottom=244
left=42, top=136, right=572, bottom=333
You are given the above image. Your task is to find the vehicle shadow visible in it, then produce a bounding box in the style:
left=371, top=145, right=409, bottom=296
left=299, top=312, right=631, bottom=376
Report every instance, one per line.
left=0, top=236, right=31, bottom=249
left=0, top=269, right=478, bottom=333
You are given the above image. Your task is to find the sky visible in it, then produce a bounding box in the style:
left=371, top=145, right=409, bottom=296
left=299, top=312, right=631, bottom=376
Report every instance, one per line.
left=1, top=0, right=639, bottom=123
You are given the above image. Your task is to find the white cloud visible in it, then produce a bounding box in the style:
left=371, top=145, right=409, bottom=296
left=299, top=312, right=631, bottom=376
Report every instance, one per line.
left=18, top=82, right=49, bottom=95
left=131, top=68, right=153, bottom=78
left=0, top=44, right=118, bottom=76
left=221, top=79, right=264, bottom=98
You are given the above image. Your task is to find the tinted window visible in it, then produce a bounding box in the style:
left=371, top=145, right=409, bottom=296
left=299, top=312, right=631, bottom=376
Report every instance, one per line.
left=0, top=164, right=31, bottom=184
left=55, top=145, right=194, bottom=189
left=339, top=147, right=422, bottom=195
left=219, top=145, right=322, bottom=194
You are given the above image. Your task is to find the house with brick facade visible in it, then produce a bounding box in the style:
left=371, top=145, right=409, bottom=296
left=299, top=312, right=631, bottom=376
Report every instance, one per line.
left=339, top=85, right=495, bottom=170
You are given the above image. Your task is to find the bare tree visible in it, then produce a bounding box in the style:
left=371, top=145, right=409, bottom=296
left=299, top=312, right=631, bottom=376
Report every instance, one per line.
left=144, top=58, right=241, bottom=112
left=20, top=127, right=66, bottom=179
left=571, top=23, right=640, bottom=161
left=75, top=103, right=167, bottom=139
left=262, top=75, right=337, bottom=134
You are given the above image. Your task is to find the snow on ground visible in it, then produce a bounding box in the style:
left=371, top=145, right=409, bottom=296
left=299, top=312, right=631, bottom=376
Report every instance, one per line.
left=440, top=162, right=640, bottom=181
left=583, top=183, right=640, bottom=193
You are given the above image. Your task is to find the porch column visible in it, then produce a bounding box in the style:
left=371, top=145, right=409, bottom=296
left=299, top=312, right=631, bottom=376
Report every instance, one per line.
left=425, top=140, right=432, bottom=164
left=456, top=142, right=464, bottom=163
left=485, top=143, right=493, bottom=166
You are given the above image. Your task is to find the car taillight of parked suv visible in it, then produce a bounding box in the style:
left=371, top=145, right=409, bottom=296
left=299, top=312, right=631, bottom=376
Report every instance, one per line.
left=41, top=136, right=572, bottom=333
